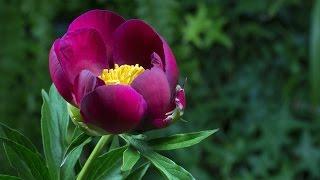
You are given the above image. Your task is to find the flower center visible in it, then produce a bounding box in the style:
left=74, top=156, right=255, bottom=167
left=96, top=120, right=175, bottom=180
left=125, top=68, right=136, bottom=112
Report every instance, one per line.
left=99, top=64, right=145, bottom=85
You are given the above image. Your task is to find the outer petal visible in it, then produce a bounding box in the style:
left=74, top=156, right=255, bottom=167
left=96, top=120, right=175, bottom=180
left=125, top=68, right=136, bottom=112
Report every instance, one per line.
left=73, top=70, right=104, bottom=106
left=68, top=9, right=125, bottom=58
left=49, top=39, right=75, bottom=105
left=131, top=67, right=171, bottom=122
left=112, top=20, right=164, bottom=69
left=162, top=38, right=179, bottom=93
left=56, top=28, right=108, bottom=83
left=147, top=86, right=186, bottom=130
left=80, top=85, right=147, bottom=134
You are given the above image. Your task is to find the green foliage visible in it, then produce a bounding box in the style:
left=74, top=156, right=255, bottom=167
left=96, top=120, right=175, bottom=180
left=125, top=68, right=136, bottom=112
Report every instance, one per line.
left=121, top=147, right=141, bottom=172
left=0, top=0, right=319, bottom=179
left=310, top=0, right=320, bottom=105
left=143, top=151, right=195, bottom=180
left=41, top=85, right=69, bottom=179
left=148, top=129, right=218, bottom=151
left=183, top=4, right=232, bottom=49
left=61, top=137, right=91, bottom=180
left=119, top=130, right=213, bottom=180
left=0, top=123, right=37, bottom=152
left=0, top=123, right=48, bottom=179
left=63, top=133, right=90, bottom=158
left=0, top=175, right=21, bottom=180
left=0, top=86, right=92, bottom=180
left=1, top=138, right=49, bottom=180
left=125, top=163, right=150, bottom=180
left=2, top=83, right=214, bottom=180
left=135, top=0, right=178, bottom=43
left=83, top=146, right=127, bottom=180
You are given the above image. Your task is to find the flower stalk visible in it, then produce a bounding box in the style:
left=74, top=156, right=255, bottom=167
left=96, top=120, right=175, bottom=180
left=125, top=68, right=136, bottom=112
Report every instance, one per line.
left=76, top=135, right=112, bottom=180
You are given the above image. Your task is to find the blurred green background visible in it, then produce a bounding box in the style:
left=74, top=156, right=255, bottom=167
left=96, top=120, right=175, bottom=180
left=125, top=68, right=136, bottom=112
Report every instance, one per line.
left=1, top=0, right=320, bottom=179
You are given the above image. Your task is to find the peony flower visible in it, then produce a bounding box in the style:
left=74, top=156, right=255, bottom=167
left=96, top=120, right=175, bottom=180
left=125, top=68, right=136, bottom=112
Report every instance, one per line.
left=49, top=9, right=185, bottom=134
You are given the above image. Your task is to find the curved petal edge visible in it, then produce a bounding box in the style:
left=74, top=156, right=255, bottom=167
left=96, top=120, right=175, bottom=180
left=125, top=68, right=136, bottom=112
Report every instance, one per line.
left=80, top=85, right=147, bottom=134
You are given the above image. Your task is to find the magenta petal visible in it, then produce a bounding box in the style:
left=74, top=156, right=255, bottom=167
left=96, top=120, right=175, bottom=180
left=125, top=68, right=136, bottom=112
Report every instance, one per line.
left=80, top=85, right=147, bottom=134
left=151, top=52, right=163, bottom=69
left=151, top=118, right=171, bottom=129
left=68, top=9, right=125, bottom=57
left=49, top=39, right=75, bottom=105
left=112, top=20, right=164, bottom=69
left=73, top=70, right=104, bottom=106
left=56, top=28, right=108, bottom=83
left=162, top=38, right=179, bottom=92
left=131, top=67, right=171, bottom=120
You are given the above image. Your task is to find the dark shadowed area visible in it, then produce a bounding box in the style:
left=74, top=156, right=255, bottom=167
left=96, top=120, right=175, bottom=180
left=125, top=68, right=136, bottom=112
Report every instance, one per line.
left=1, top=0, right=320, bottom=179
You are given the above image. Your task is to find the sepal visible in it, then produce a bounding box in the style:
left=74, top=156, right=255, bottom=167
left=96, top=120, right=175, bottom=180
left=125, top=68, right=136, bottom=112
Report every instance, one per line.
left=67, top=103, right=109, bottom=136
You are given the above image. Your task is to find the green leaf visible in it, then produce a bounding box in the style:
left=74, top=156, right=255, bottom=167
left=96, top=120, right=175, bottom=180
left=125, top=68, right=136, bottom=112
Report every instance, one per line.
left=98, top=162, right=123, bottom=180
left=84, top=146, right=127, bottom=180
left=109, top=136, right=120, bottom=151
left=148, top=129, right=218, bottom=151
left=0, top=175, right=21, bottom=180
left=41, top=85, right=69, bottom=179
left=61, top=137, right=92, bottom=180
left=0, top=124, right=39, bottom=179
left=0, top=122, right=37, bottom=152
left=1, top=138, right=50, bottom=180
left=121, top=146, right=140, bottom=172
left=143, top=151, right=195, bottom=180
left=310, top=0, right=320, bottom=105
left=3, top=144, right=34, bottom=180
left=125, top=163, right=150, bottom=180
left=82, top=146, right=127, bottom=180
left=70, top=127, right=82, bottom=141
left=120, top=135, right=150, bottom=153
left=64, top=133, right=90, bottom=158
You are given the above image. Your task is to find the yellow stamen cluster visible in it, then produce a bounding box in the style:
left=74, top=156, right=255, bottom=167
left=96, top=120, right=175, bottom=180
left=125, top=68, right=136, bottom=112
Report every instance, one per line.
left=99, top=64, right=145, bottom=85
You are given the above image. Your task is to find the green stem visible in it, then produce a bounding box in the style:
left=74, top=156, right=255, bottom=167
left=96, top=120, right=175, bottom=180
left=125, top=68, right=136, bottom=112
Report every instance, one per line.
left=76, top=135, right=112, bottom=180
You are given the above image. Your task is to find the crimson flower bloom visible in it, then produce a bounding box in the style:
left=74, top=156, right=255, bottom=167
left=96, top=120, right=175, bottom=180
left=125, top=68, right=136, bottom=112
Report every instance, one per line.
left=49, top=10, right=185, bottom=134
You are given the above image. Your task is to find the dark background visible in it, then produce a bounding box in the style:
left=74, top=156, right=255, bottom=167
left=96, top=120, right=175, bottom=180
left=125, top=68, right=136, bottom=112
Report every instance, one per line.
left=1, top=0, right=319, bottom=179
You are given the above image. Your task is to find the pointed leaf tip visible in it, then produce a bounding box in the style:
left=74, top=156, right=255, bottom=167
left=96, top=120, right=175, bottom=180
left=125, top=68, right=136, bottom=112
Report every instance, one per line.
left=148, top=129, right=218, bottom=151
